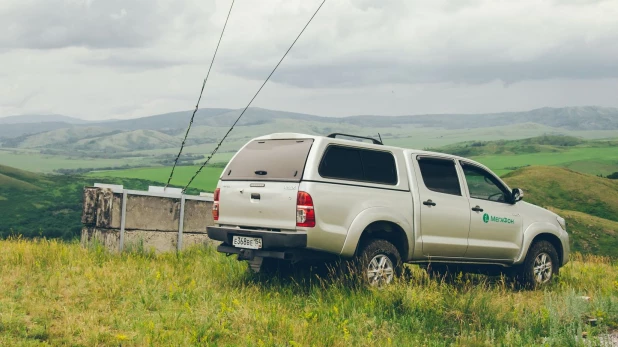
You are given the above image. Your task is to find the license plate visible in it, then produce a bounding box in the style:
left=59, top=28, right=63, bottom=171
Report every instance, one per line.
left=232, top=235, right=263, bottom=249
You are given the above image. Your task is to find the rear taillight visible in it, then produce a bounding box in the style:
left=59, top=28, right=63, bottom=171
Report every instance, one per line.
left=296, top=191, right=315, bottom=228
left=213, top=188, right=220, bottom=221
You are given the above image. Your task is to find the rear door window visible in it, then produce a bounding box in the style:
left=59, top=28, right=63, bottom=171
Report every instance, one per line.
left=417, top=157, right=462, bottom=196
left=222, top=139, right=314, bottom=182
left=319, top=145, right=398, bottom=185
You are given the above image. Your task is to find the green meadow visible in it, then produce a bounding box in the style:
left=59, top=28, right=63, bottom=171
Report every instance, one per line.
left=476, top=146, right=618, bottom=177
left=87, top=166, right=224, bottom=192
left=0, top=239, right=616, bottom=346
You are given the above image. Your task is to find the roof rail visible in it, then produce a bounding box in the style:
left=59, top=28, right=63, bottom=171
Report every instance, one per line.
left=326, top=133, right=383, bottom=145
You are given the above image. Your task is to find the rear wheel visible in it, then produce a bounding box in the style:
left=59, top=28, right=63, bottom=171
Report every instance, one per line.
left=357, top=239, right=402, bottom=286
left=517, top=240, right=559, bottom=288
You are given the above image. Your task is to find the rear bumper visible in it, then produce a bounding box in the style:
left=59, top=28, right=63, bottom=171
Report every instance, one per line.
left=207, top=226, right=307, bottom=248
left=207, top=227, right=337, bottom=262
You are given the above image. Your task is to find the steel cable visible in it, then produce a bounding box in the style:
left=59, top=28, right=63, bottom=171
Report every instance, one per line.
left=165, top=0, right=236, bottom=189
left=183, top=0, right=327, bottom=192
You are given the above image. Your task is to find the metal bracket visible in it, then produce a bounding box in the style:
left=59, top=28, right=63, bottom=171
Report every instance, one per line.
left=177, top=194, right=186, bottom=252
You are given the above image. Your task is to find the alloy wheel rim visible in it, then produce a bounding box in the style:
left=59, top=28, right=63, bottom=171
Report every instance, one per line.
left=533, top=252, right=553, bottom=284
left=367, top=254, right=394, bottom=286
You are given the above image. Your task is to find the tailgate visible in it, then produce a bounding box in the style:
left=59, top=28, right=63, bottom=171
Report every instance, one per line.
left=218, top=181, right=299, bottom=230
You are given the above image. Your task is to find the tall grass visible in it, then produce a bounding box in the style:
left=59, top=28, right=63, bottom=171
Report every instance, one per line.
left=0, top=238, right=616, bottom=346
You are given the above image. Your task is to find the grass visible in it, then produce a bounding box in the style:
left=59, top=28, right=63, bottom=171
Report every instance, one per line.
left=549, top=208, right=618, bottom=258
left=87, top=166, right=224, bottom=192
left=0, top=239, right=616, bottom=346
left=0, top=150, right=157, bottom=173
left=476, top=147, right=618, bottom=176
left=503, top=166, right=618, bottom=223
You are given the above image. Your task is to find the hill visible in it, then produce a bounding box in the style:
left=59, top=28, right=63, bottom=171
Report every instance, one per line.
left=0, top=114, right=89, bottom=124
left=0, top=165, right=188, bottom=240
left=503, top=166, right=618, bottom=222
left=86, top=105, right=618, bottom=131
left=431, top=135, right=618, bottom=176
left=2, top=106, right=617, bottom=146
left=503, top=166, right=618, bottom=257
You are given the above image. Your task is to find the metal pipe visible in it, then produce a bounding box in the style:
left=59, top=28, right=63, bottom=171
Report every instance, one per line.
left=119, top=190, right=128, bottom=252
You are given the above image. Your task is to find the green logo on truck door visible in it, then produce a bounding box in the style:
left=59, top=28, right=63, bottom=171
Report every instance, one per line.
left=483, top=213, right=514, bottom=224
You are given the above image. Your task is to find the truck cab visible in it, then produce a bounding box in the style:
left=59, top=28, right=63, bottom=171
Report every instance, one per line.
left=207, top=133, right=570, bottom=287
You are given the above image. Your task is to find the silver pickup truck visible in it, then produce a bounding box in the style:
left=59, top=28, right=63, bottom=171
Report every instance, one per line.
left=207, top=132, right=570, bottom=287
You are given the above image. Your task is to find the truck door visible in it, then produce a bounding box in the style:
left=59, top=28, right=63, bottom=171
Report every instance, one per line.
left=414, top=156, right=470, bottom=257
left=459, top=161, right=523, bottom=260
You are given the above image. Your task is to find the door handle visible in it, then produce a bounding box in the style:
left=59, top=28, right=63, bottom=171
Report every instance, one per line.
left=423, top=199, right=436, bottom=206
left=471, top=205, right=484, bottom=212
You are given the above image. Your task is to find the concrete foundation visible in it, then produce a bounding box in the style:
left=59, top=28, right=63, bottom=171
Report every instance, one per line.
left=81, top=185, right=219, bottom=253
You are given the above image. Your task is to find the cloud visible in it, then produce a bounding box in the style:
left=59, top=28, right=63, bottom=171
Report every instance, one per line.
left=0, top=0, right=212, bottom=49
left=1, top=0, right=618, bottom=120
left=214, top=0, right=618, bottom=87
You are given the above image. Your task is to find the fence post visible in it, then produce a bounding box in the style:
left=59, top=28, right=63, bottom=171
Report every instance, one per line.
left=177, top=195, right=186, bottom=252
left=119, top=190, right=127, bottom=252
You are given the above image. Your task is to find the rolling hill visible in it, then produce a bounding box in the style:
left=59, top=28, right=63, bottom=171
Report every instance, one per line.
left=0, top=114, right=90, bottom=124
left=1, top=106, right=617, bottom=148
left=431, top=135, right=618, bottom=176
left=503, top=166, right=618, bottom=222
left=0, top=165, right=186, bottom=240
left=503, top=166, right=618, bottom=257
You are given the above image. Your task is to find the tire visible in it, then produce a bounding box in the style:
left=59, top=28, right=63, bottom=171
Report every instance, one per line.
left=356, top=239, right=402, bottom=286
left=517, top=240, right=559, bottom=288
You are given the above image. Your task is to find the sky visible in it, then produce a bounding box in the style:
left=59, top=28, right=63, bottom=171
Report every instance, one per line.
left=1, top=0, right=617, bottom=120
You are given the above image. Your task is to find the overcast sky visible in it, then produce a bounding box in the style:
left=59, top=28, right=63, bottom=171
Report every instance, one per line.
left=1, top=0, right=617, bottom=120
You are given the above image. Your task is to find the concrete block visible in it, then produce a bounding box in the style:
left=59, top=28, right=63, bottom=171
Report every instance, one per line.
left=95, top=188, right=115, bottom=228
left=183, top=200, right=213, bottom=232
left=125, top=195, right=181, bottom=231
left=81, top=227, right=120, bottom=251
left=81, top=228, right=219, bottom=254
left=81, top=187, right=98, bottom=225
left=183, top=232, right=217, bottom=249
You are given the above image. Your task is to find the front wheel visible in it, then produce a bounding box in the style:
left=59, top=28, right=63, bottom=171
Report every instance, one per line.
left=517, top=240, right=559, bottom=288
left=357, top=239, right=402, bottom=286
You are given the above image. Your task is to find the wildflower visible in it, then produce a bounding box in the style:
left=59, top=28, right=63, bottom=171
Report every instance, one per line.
left=116, top=334, right=128, bottom=341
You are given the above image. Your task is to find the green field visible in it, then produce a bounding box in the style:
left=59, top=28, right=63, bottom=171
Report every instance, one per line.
left=88, top=135, right=618, bottom=192
left=1, top=239, right=616, bottom=346
left=0, top=150, right=156, bottom=173
left=88, top=166, right=224, bottom=192
left=476, top=146, right=618, bottom=176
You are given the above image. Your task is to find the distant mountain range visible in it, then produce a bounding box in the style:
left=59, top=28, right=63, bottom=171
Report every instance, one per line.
left=1, top=106, right=617, bottom=153
left=0, top=114, right=91, bottom=125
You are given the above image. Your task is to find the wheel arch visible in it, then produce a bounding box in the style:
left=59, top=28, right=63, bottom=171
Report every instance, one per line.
left=354, top=221, right=409, bottom=261
left=515, top=222, right=565, bottom=266
left=340, top=207, right=414, bottom=260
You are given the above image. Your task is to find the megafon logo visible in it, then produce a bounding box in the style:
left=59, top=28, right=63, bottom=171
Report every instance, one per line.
left=483, top=213, right=515, bottom=224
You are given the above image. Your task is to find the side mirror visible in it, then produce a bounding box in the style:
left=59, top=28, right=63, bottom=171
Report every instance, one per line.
left=512, top=188, right=524, bottom=203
